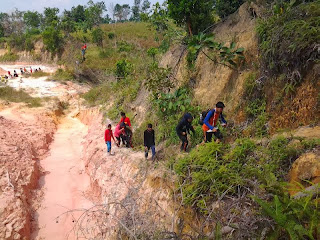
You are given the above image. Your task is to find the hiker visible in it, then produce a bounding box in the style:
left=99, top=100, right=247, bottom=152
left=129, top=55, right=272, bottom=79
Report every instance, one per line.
left=24, top=67, right=27, bottom=73
left=81, top=43, right=87, bottom=61
left=105, top=124, right=118, bottom=155
left=13, top=70, right=18, bottom=77
left=119, top=112, right=131, bottom=128
left=20, top=68, right=24, bottom=75
left=119, top=112, right=133, bottom=148
left=30, top=67, right=33, bottom=74
left=35, top=68, right=38, bottom=72
left=202, top=101, right=227, bottom=143
left=114, top=123, right=126, bottom=147
left=176, top=113, right=195, bottom=152
left=144, top=123, right=156, bottom=161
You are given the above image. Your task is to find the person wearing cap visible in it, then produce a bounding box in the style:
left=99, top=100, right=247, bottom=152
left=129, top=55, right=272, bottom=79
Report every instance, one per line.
left=202, top=101, right=227, bottom=143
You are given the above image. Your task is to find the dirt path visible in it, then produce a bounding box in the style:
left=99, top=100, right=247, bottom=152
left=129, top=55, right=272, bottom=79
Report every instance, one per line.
left=32, top=114, right=92, bottom=240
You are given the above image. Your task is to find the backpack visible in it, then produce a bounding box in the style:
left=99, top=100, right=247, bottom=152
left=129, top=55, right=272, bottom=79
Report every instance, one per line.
left=198, top=110, right=210, bottom=125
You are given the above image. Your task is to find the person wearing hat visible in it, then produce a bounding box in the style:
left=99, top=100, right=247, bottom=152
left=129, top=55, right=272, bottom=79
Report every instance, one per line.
left=202, top=101, right=227, bottom=143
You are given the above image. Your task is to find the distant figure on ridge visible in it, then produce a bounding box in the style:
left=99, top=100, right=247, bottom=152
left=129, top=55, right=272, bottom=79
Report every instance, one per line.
left=81, top=43, right=87, bottom=61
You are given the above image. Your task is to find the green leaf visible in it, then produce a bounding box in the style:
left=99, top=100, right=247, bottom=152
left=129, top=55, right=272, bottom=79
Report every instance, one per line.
left=230, top=42, right=236, bottom=49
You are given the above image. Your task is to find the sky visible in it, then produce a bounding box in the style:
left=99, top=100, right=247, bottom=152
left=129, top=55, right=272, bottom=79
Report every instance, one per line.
left=1, top=0, right=163, bottom=14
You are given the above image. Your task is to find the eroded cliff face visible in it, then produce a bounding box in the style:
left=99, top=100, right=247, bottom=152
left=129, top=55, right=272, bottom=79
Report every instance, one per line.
left=161, top=2, right=259, bottom=114
left=77, top=108, right=199, bottom=238
left=0, top=106, right=57, bottom=239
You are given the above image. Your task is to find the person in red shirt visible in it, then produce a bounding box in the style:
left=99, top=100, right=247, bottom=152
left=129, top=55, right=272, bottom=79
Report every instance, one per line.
left=119, top=112, right=131, bottom=127
left=81, top=43, right=87, bottom=61
left=105, top=124, right=118, bottom=155
left=119, top=112, right=133, bottom=148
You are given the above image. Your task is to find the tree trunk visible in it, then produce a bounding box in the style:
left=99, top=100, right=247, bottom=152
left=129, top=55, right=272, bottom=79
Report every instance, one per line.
left=187, top=18, right=193, bottom=36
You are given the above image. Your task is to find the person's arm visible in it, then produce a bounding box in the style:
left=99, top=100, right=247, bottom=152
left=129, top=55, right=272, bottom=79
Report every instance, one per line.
left=203, top=110, right=215, bottom=130
left=152, top=130, right=155, bottom=145
left=176, top=120, right=184, bottom=135
left=111, top=131, right=116, bottom=143
left=144, top=131, right=147, bottom=146
left=220, top=113, right=227, bottom=125
left=104, top=130, right=107, bottom=142
left=127, top=118, right=132, bottom=127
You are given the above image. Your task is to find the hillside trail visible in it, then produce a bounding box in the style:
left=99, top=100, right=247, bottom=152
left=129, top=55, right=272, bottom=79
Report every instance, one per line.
left=32, top=113, right=92, bottom=240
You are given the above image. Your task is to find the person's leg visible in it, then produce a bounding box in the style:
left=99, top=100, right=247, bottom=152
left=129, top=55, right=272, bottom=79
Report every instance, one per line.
left=214, top=129, right=223, bottom=143
left=145, top=146, right=149, bottom=159
left=178, top=134, right=184, bottom=151
left=107, top=141, right=111, bottom=153
left=151, top=145, right=156, bottom=161
left=116, top=137, right=120, bottom=146
left=206, top=132, right=213, bottom=143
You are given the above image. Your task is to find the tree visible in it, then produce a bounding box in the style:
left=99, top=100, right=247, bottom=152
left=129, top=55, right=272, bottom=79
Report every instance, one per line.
left=215, top=0, right=244, bottom=18
left=142, top=0, right=151, bottom=13
left=23, top=11, right=41, bottom=29
left=70, top=5, right=86, bottom=23
left=114, top=4, right=123, bottom=21
left=122, top=4, right=131, bottom=21
left=85, top=0, right=106, bottom=29
left=61, top=10, right=76, bottom=33
left=44, top=7, right=59, bottom=27
left=132, top=0, right=141, bottom=21
left=108, top=3, right=116, bottom=22
left=91, top=27, right=104, bottom=47
left=42, top=26, right=63, bottom=55
left=167, top=0, right=214, bottom=35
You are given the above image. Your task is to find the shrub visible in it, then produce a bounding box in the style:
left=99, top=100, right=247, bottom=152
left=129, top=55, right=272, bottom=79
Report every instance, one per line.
left=108, top=32, right=115, bottom=39
left=83, top=83, right=111, bottom=106
left=0, top=86, right=41, bottom=107
left=256, top=1, right=320, bottom=82
left=115, top=59, right=132, bottom=79
left=0, top=52, right=19, bottom=62
left=174, top=139, right=258, bottom=209
left=254, top=192, right=320, bottom=240
left=91, top=27, right=104, bottom=47
left=42, top=26, right=64, bottom=55
left=52, top=68, right=74, bottom=81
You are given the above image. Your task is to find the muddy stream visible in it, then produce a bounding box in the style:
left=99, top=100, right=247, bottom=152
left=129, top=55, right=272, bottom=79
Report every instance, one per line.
left=0, top=64, right=93, bottom=239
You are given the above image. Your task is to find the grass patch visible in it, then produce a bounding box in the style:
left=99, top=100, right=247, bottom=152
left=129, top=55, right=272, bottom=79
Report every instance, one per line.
left=0, top=52, right=19, bottom=62
left=29, top=71, right=50, bottom=78
left=257, top=1, right=320, bottom=81
left=0, top=86, right=41, bottom=107
left=51, top=68, right=74, bottom=82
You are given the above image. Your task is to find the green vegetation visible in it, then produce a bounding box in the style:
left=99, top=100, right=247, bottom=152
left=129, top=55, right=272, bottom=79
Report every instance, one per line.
left=0, top=52, right=19, bottom=62
left=257, top=1, right=320, bottom=82
left=0, top=86, right=41, bottom=107
left=51, top=68, right=74, bottom=81
left=30, top=71, right=50, bottom=78
left=173, top=135, right=320, bottom=237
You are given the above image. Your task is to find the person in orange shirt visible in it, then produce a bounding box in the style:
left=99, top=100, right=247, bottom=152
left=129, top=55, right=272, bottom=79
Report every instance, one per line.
left=202, top=102, right=227, bottom=143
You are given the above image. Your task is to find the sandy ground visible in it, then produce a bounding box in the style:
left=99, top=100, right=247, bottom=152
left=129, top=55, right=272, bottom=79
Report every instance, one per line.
left=32, top=115, right=92, bottom=240
left=0, top=64, right=80, bottom=98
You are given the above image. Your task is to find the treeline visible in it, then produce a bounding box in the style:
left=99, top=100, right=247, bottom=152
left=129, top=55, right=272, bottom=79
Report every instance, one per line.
left=0, top=0, right=154, bottom=55
left=0, top=0, right=245, bottom=56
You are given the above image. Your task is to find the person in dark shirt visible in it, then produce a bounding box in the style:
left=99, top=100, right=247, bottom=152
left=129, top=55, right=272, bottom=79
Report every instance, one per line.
left=144, top=123, right=156, bottom=161
left=176, top=113, right=195, bottom=152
